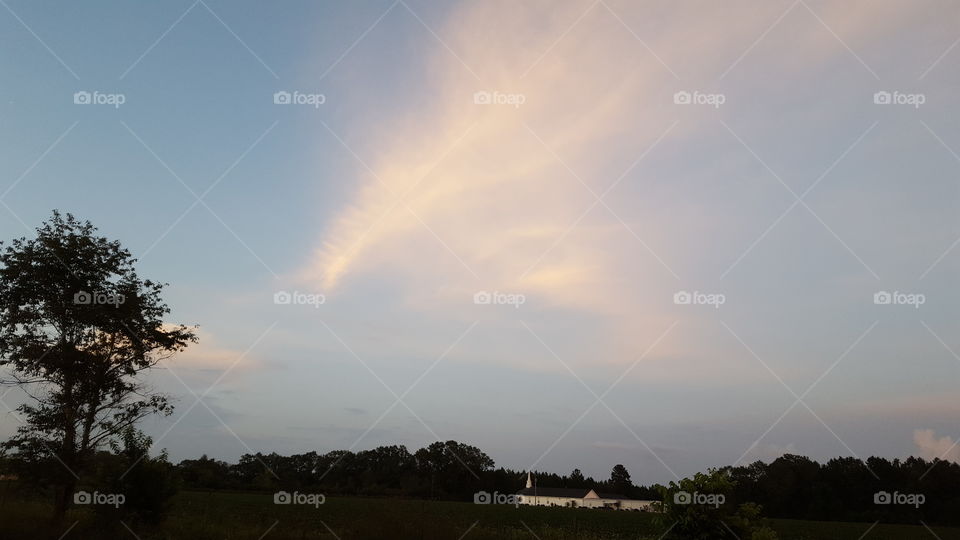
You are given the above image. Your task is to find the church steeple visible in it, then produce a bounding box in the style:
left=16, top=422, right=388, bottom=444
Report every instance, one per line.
left=526, top=471, right=533, bottom=489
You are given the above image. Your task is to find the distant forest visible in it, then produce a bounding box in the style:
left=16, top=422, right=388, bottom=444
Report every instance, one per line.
left=7, top=440, right=957, bottom=526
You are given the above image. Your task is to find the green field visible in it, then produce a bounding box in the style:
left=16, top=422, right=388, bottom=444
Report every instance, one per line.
left=3, top=490, right=959, bottom=539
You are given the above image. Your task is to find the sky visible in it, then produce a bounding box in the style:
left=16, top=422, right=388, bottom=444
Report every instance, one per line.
left=0, top=0, right=959, bottom=486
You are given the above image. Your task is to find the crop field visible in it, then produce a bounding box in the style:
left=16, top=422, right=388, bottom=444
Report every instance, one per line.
left=3, top=490, right=960, bottom=540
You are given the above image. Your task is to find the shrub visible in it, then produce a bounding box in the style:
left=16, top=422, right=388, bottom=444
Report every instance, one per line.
left=656, top=469, right=778, bottom=540
left=91, top=427, right=179, bottom=526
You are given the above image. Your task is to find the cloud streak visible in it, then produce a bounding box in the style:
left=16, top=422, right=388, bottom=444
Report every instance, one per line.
left=301, top=0, right=940, bottom=383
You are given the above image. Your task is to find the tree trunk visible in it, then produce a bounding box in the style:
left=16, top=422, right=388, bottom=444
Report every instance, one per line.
left=52, top=476, right=76, bottom=524
left=53, top=369, right=77, bottom=525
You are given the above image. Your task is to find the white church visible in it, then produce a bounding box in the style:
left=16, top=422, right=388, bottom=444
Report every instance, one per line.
left=515, top=472, right=656, bottom=511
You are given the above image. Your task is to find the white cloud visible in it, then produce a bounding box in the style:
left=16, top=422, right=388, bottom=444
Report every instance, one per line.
left=913, top=429, right=960, bottom=463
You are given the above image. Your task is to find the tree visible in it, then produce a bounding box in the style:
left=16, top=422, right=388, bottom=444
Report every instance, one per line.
left=178, top=454, right=233, bottom=490
left=610, top=463, right=632, bottom=495
left=0, top=211, right=196, bottom=522
left=92, top=427, right=178, bottom=526
left=657, top=469, right=778, bottom=540
left=568, top=468, right=586, bottom=488
left=414, top=440, right=494, bottom=499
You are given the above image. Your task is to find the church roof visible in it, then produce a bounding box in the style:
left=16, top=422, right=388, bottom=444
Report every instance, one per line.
left=516, top=487, right=635, bottom=500
left=595, top=492, right=630, bottom=500
left=516, top=487, right=593, bottom=498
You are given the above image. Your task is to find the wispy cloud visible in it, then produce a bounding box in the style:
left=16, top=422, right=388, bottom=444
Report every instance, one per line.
left=298, top=0, right=931, bottom=383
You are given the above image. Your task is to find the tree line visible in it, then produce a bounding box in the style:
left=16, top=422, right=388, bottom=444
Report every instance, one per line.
left=173, top=442, right=651, bottom=501
left=722, top=454, right=960, bottom=525
left=172, top=447, right=960, bottom=526
left=10, top=439, right=960, bottom=527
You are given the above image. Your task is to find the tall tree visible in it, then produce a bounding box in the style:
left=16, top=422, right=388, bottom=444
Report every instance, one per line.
left=414, top=440, right=494, bottom=499
left=610, top=463, right=633, bottom=495
left=657, top=469, right=779, bottom=540
left=0, top=211, right=196, bottom=521
left=568, top=468, right=586, bottom=488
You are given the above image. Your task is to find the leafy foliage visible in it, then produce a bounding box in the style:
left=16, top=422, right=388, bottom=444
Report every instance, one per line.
left=725, top=454, right=960, bottom=525
left=91, top=427, right=179, bottom=525
left=610, top=464, right=632, bottom=495
left=0, top=211, right=196, bottom=519
left=657, top=469, right=778, bottom=540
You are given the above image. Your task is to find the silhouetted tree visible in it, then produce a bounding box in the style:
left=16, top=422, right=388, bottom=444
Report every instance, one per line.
left=91, top=427, right=178, bottom=526
left=0, top=211, right=196, bottom=522
left=610, top=463, right=632, bottom=495
left=177, top=455, right=234, bottom=490
left=414, top=441, right=493, bottom=499
left=657, top=469, right=778, bottom=540
left=567, top=468, right=586, bottom=488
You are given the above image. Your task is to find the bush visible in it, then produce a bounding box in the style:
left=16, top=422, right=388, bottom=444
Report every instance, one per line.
left=90, top=428, right=179, bottom=526
left=656, top=469, right=778, bottom=540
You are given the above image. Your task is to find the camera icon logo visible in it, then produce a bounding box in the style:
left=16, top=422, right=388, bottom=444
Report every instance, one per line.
left=273, top=291, right=292, bottom=305
left=274, top=91, right=292, bottom=105
left=274, top=491, right=291, bottom=504
left=73, top=291, right=92, bottom=304
left=673, top=91, right=691, bottom=105
left=873, top=291, right=892, bottom=305
left=73, top=91, right=92, bottom=105
left=874, top=491, right=891, bottom=504
left=473, top=91, right=492, bottom=105
left=873, top=91, right=892, bottom=105
left=74, top=491, right=91, bottom=505
left=673, top=290, right=692, bottom=305
left=673, top=491, right=692, bottom=505
left=473, top=291, right=492, bottom=304
left=474, top=491, right=491, bottom=504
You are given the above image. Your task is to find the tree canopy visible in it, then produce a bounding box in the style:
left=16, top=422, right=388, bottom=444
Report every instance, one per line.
left=0, top=211, right=196, bottom=520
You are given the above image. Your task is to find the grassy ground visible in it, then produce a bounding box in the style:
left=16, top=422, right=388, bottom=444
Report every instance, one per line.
left=2, top=490, right=959, bottom=539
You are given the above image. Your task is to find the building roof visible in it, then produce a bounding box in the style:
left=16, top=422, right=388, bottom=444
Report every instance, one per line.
left=516, top=487, right=635, bottom=500
left=517, top=487, right=593, bottom=498
left=595, top=492, right=630, bottom=500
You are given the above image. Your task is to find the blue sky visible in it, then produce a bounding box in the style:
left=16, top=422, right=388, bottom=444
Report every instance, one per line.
left=1, top=0, right=959, bottom=486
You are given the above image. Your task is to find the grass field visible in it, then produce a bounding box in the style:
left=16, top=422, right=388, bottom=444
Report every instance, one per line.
left=2, top=490, right=958, bottom=539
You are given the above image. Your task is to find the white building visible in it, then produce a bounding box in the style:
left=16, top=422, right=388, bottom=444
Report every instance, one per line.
left=516, top=472, right=656, bottom=511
